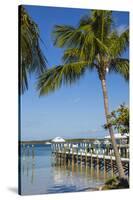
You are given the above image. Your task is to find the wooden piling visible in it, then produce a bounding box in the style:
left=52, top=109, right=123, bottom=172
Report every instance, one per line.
left=80, top=150, right=82, bottom=167
left=110, top=150, right=113, bottom=176
left=52, top=141, right=129, bottom=178
left=85, top=148, right=88, bottom=166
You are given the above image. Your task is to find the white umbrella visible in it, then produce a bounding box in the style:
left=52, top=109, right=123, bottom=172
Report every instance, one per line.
left=52, top=137, right=65, bottom=143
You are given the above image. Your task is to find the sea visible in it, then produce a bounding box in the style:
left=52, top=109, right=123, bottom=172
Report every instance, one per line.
left=20, top=144, right=111, bottom=195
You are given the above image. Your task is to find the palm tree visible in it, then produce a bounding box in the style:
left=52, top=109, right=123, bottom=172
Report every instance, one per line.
left=19, top=6, right=47, bottom=94
left=37, top=10, right=129, bottom=181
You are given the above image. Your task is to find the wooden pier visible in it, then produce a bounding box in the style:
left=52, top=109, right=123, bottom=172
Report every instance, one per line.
left=51, top=143, right=129, bottom=177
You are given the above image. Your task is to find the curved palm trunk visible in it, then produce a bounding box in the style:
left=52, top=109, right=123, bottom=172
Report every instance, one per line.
left=101, top=79, right=126, bottom=179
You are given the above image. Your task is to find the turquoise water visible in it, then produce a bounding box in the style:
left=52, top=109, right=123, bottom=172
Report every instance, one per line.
left=20, top=144, right=110, bottom=195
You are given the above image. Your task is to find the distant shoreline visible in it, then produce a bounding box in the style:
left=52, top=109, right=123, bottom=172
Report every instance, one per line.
left=19, top=138, right=104, bottom=145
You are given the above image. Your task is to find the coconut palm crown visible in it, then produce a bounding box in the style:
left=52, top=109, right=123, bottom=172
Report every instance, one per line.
left=38, top=10, right=128, bottom=95
left=20, top=6, right=47, bottom=94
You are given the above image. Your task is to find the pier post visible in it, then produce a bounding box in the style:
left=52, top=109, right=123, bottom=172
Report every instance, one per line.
left=31, top=146, right=35, bottom=184
left=32, top=144, right=34, bottom=159
left=85, top=147, right=88, bottom=166
left=96, top=150, right=99, bottom=177
left=64, top=145, right=66, bottom=165
left=124, top=147, right=126, bottom=158
left=68, top=146, right=71, bottom=167
left=72, top=146, right=75, bottom=168
left=76, top=148, right=78, bottom=166
left=126, top=148, right=129, bottom=158
left=27, top=145, right=30, bottom=157
left=80, top=150, right=82, bottom=167
left=91, top=149, right=93, bottom=169
left=90, top=149, right=93, bottom=177
left=110, top=150, right=113, bottom=176
left=103, top=149, right=106, bottom=178
left=22, top=144, right=26, bottom=161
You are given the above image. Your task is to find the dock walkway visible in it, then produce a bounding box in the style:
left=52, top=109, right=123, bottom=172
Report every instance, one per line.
left=52, top=143, right=129, bottom=176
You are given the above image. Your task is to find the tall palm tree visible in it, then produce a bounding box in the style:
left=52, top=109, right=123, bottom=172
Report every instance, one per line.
left=19, top=6, right=47, bottom=94
left=38, top=10, right=129, bottom=181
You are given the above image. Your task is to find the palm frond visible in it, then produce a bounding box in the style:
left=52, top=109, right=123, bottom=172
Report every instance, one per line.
left=108, top=29, right=129, bottom=58
left=79, top=13, right=91, bottom=27
left=62, top=48, right=81, bottom=63
left=109, top=58, right=129, bottom=80
left=20, top=6, right=47, bottom=94
left=20, top=62, right=29, bottom=94
left=91, top=10, right=113, bottom=41
left=52, top=25, right=85, bottom=49
left=38, top=61, right=89, bottom=95
left=119, top=28, right=129, bottom=52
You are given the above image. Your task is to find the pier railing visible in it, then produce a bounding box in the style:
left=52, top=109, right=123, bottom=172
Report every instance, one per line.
left=51, top=143, right=129, bottom=159
left=51, top=142, right=129, bottom=177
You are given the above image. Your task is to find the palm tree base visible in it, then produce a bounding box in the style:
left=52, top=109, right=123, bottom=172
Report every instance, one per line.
left=102, top=176, right=129, bottom=190
left=119, top=177, right=129, bottom=188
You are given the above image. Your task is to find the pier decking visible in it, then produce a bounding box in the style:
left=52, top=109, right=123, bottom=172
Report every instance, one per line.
left=51, top=142, right=129, bottom=177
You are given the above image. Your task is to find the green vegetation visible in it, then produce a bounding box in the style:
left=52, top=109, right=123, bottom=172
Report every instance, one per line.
left=20, top=140, right=51, bottom=145
left=104, top=104, right=129, bottom=134
left=65, top=138, right=98, bottom=143
left=37, top=10, right=129, bottom=180
left=20, top=6, right=47, bottom=94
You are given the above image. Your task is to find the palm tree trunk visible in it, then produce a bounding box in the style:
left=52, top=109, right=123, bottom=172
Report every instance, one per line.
left=101, top=78, right=126, bottom=179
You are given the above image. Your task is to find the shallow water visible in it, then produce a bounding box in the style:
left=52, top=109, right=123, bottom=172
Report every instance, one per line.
left=20, top=144, right=111, bottom=195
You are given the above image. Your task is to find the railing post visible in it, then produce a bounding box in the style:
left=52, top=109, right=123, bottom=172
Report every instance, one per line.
left=127, top=148, right=129, bottom=158
left=64, top=144, right=66, bottom=165
left=85, top=147, right=87, bottom=166
left=96, top=149, right=99, bottom=176
left=91, top=149, right=93, bottom=169
left=103, top=149, right=106, bottom=178
left=27, top=145, right=30, bottom=157
left=110, top=149, right=113, bottom=176
left=32, top=144, right=34, bottom=159
left=80, top=150, right=82, bottom=167
left=76, top=147, right=78, bottom=166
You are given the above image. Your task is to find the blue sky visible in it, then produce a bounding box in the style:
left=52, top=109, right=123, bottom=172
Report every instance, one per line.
left=21, top=6, right=129, bottom=141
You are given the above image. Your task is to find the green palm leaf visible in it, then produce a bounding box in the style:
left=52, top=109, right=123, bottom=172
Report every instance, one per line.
left=20, top=6, right=47, bottom=94
left=38, top=61, right=88, bottom=95
left=38, top=10, right=129, bottom=96
left=109, top=58, right=129, bottom=80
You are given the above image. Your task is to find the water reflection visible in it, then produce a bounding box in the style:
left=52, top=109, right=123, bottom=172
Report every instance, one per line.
left=21, top=145, right=35, bottom=184
left=20, top=144, right=111, bottom=195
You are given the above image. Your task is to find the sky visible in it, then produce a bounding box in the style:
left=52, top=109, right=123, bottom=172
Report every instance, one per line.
left=20, top=5, right=129, bottom=141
